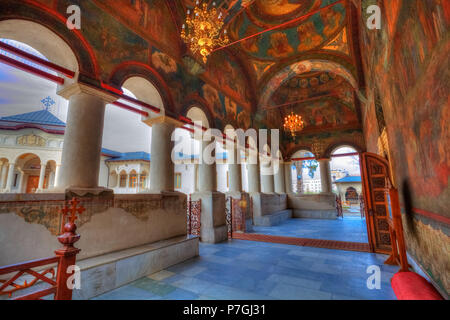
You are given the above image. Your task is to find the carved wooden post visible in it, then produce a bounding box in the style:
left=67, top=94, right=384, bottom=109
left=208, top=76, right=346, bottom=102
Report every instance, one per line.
left=54, top=198, right=84, bottom=300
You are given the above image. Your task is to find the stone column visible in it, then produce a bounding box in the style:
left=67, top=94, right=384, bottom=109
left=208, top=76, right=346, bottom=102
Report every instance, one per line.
left=284, top=161, right=293, bottom=194
left=57, top=83, right=116, bottom=192
left=192, top=136, right=227, bottom=243
left=54, top=164, right=61, bottom=188
left=319, top=158, right=333, bottom=193
left=143, top=116, right=181, bottom=193
left=274, top=161, right=286, bottom=194
left=4, top=163, right=15, bottom=192
left=126, top=174, right=130, bottom=189
left=296, top=161, right=303, bottom=194
left=228, top=148, right=242, bottom=193
left=260, top=159, right=274, bottom=194
left=18, top=170, right=25, bottom=193
left=247, top=157, right=261, bottom=193
left=0, top=162, right=8, bottom=190
left=115, top=173, right=120, bottom=189
left=49, top=171, right=55, bottom=188
left=198, top=140, right=217, bottom=192
left=193, top=163, right=199, bottom=192
left=37, top=163, right=47, bottom=191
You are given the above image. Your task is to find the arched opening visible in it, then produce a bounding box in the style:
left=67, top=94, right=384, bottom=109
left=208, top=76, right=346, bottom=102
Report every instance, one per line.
left=103, top=77, right=161, bottom=194
left=179, top=106, right=211, bottom=195
left=290, top=150, right=321, bottom=195
left=0, top=20, right=79, bottom=76
left=140, top=170, right=148, bottom=190
left=129, top=170, right=138, bottom=189
left=0, top=20, right=81, bottom=194
left=330, top=146, right=363, bottom=218
left=119, top=170, right=128, bottom=189
left=345, top=187, right=359, bottom=202
left=15, top=153, right=42, bottom=194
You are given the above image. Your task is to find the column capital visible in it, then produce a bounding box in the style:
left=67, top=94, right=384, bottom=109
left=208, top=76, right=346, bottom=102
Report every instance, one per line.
left=317, top=158, right=331, bottom=162
left=57, top=82, right=117, bottom=103
left=142, top=115, right=184, bottom=128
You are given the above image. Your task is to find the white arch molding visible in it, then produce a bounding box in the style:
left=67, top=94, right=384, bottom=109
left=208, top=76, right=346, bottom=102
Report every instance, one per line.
left=0, top=19, right=80, bottom=83
left=122, top=77, right=165, bottom=118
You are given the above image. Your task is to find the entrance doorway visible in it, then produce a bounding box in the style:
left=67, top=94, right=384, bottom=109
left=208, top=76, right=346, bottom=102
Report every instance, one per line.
left=26, top=176, right=39, bottom=193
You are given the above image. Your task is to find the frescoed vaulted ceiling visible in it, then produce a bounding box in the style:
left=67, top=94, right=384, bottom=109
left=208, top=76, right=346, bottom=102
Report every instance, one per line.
left=178, top=0, right=361, bottom=133
left=1, top=0, right=365, bottom=153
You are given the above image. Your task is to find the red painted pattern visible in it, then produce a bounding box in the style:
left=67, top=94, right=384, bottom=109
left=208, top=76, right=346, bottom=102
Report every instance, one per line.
left=232, top=233, right=370, bottom=253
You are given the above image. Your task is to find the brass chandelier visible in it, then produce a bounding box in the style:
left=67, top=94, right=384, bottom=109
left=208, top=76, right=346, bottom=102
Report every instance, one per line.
left=283, top=112, right=305, bottom=137
left=181, top=1, right=230, bottom=63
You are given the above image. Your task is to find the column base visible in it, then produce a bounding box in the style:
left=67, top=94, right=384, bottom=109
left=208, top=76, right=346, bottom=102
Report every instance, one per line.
left=191, top=191, right=227, bottom=244
left=249, top=192, right=290, bottom=226
left=249, top=192, right=263, bottom=221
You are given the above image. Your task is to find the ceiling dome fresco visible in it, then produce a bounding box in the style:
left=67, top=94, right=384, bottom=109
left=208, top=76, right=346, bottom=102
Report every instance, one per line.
left=247, top=0, right=320, bottom=26
left=228, top=0, right=347, bottom=61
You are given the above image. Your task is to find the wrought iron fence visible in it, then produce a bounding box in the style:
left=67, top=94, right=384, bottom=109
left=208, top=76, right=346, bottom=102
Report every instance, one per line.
left=187, top=195, right=201, bottom=237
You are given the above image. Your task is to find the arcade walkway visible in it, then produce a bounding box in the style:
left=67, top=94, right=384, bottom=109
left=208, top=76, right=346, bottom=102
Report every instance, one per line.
left=93, top=240, right=398, bottom=300
left=250, top=217, right=369, bottom=243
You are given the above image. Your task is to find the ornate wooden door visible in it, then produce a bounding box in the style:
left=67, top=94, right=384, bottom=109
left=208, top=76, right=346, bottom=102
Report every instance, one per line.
left=361, top=153, right=393, bottom=254
left=26, top=176, right=39, bottom=193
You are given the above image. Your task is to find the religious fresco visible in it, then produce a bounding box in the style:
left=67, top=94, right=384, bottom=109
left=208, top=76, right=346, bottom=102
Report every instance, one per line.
left=282, top=128, right=365, bottom=159
left=201, top=83, right=251, bottom=130
left=289, top=99, right=358, bottom=130
left=252, top=59, right=276, bottom=82
left=270, top=72, right=355, bottom=107
left=93, top=0, right=181, bottom=58
left=322, top=27, right=350, bottom=55
left=259, top=59, right=357, bottom=108
left=202, top=50, right=252, bottom=109
left=56, top=0, right=150, bottom=81
left=229, top=0, right=347, bottom=60
left=149, top=47, right=252, bottom=130
left=360, top=0, right=449, bottom=294
left=256, top=0, right=318, bottom=17
left=256, top=97, right=359, bottom=141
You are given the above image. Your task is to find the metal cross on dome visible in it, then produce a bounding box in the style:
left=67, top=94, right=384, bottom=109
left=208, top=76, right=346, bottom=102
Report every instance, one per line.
left=41, top=96, right=55, bottom=111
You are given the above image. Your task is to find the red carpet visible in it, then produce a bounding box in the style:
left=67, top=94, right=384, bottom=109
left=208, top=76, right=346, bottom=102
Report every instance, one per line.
left=232, top=233, right=370, bottom=252
left=391, top=272, right=443, bottom=300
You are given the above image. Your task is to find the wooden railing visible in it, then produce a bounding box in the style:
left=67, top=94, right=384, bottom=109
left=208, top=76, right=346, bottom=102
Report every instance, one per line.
left=0, top=198, right=84, bottom=300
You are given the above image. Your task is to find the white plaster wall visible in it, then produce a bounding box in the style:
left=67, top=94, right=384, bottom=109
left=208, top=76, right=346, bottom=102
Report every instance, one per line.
left=0, top=194, right=188, bottom=265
